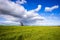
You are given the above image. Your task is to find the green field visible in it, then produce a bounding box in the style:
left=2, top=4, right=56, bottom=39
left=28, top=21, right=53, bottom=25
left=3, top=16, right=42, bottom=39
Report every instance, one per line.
left=0, top=26, right=60, bottom=40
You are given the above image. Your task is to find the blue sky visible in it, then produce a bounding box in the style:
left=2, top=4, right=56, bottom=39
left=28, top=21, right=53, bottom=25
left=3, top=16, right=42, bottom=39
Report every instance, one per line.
left=11, top=0, right=60, bottom=17
left=0, top=0, right=60, bottom=25
left=23, top=0, right=60, bottom=12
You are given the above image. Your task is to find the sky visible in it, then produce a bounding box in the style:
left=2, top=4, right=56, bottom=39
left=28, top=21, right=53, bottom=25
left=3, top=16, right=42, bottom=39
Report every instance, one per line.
left=0, top=0, right=60, bottom=26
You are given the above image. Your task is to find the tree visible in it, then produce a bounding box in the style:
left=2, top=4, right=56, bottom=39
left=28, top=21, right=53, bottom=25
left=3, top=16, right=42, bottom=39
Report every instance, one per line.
left=20, top=22, right=24, bottom=26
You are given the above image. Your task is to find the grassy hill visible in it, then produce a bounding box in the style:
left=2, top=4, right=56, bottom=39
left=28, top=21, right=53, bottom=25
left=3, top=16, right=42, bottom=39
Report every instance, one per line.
left=0, top=26, right=60, bottom=40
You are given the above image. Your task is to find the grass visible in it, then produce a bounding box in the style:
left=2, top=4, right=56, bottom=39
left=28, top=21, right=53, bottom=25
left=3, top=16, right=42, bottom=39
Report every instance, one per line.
left=0, top=26, right=60, bottom=40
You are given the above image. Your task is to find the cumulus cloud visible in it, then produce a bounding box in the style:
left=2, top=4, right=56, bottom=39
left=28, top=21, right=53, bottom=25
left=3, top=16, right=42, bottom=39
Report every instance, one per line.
left=45, top=5, right=59, bottom=12
left=0, top=14, right=19, bottom=21
left=34, top=5, right=42, bottom=12
left=33, top=19, right=60, bottom=26
left=16, top=0, right=27, bottom=4
left=0, top=21, right=20, bottom=25
left=0, top=0, right=44, bottom=25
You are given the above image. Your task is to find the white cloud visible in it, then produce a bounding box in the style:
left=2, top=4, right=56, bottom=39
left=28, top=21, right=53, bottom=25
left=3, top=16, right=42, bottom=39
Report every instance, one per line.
left=0, top=14, right=19, bottom=21
left=0, top=21, right=20, bottom=25
left=16, top=0, right=27, bottom=4
left=34, top=5, right=42, bottom=12
left=45, top=5, right=59, bottom=12
left=0, top=0, right=44, bottom=25
left=34, top=20, right=60, bottom=26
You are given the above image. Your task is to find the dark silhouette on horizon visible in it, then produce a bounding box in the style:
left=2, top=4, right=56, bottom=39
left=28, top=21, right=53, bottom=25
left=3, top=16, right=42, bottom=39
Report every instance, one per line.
left=20, top=22, right=24, bottom=26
